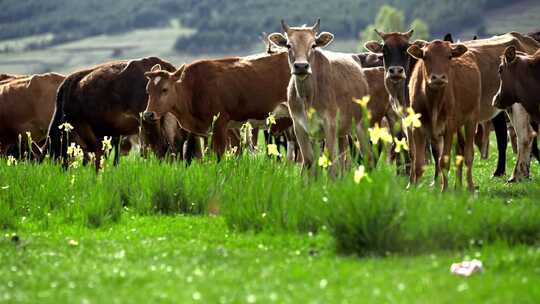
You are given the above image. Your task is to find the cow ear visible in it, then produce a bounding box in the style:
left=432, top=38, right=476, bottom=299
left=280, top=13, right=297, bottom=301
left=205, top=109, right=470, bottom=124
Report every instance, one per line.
left=504, top=46, right=517, bottom=63
left=150, top=64, right=162, bottom=72
left=443, top=33, right=454, bottom=43
left=407, top=44, right=424, bottom=59
left=315, top=32, right=334, bottom=48
left=451, top=44, right=468, bottom=58
left=171, top=64, right=186, bottom=81
left=411, top=40, right=428, bottom=48
left=364, top=41, right=383, bottom=53
left=268, top=33, right=288, bottom=48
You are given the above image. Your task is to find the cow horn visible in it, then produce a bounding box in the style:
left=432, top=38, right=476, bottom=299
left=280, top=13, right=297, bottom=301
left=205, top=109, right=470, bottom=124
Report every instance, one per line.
left=404, top=29, right=414, bottom=39
left=312, top=18, right=321, bottom=33
left=374, top=29, right=386, bottom=39
left=173, top=64, right=186, bottom=79
left=281, top=19, right=290, bottom=33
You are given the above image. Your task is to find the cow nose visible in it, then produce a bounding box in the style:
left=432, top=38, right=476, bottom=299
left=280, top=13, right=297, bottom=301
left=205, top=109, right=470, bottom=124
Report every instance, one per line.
left=430, top=74, right=448, bottom=84
left=293, top=62, right=310, bottom=74
left=389, top=66, right=404, bottom=76
left=143, top=111, right=156, bottom=121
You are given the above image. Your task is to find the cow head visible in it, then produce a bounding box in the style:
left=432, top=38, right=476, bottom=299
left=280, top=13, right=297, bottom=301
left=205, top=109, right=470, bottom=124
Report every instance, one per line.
left=143, top=64, right=185, bottom=122
left=407, top=40, right=467, bottom=89
left=268, top=19, right=334, bottom=79
left=493, top=46, right=524, bottom=109
left=364, top=29, right=421, bottom=84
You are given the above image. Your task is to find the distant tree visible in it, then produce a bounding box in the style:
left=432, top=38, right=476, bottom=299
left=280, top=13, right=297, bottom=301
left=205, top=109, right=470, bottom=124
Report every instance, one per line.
left=358, top=5, right=430, bottom=51
left=360, top=5, right=405, bottom=45
left=410, top=19, right=429, bottom=40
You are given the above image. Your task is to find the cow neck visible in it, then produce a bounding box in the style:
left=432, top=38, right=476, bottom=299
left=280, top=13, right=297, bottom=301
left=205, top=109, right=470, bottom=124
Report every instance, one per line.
left=170, top=81, right=208, bottom=136
left=424, top=80, right=448, bottom=130
left=293, top=74, right=314, bottom=100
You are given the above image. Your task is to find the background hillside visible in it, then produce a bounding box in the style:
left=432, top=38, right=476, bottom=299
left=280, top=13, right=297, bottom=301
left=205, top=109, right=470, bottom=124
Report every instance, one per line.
left=0, top=0, right=537, bottom=75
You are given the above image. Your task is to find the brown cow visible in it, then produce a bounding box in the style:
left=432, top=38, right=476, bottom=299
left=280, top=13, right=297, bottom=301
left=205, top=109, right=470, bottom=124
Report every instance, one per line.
left=0, top=73, right=65, bottom=157
left=493, top=47, right=540, bottom=122
left=143, top=52, right=291, bottom=158
left=407, top=40, right=481, bottom=191
left=45, top=57, right=193, bottom=170
left=268, top=19, right=370, bottom=170
left=462, top=32, right=540, bottom=181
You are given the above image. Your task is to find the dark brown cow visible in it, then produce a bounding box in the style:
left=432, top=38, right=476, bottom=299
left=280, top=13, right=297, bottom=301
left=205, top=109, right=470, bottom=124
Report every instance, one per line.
left=407, top=40, right=481, bottom=191
left=143, top=52, right=291, bottom=158
left=0, top=73, right=65, bottom=157
left=45, top=57, right=190, bottom=170
left=493, top=47, right=540, bottom=122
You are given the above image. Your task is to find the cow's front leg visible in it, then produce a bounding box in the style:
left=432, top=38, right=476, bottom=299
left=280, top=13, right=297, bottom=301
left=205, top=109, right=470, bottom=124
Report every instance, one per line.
left=409, top=127, right=426, bottom=188
left=211, top=116, right=229, bottom=160
left=439, top=131, right=454, bottom=192
left=464, top=122, right=476, bottom=192
left=323, top=117, right=338, bottom=176
left=288, top=97, right=314, bottom=168
left=508, top=104, right=534, bottom=182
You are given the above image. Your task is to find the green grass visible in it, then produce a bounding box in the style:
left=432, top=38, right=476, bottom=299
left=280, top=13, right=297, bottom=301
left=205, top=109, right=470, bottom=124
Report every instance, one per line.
left=1, top=138, right=539, bottom=302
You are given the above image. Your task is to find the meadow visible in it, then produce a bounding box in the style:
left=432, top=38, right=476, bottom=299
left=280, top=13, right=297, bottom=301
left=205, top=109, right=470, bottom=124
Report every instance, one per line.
left=1, top=138, right=539, bottom=303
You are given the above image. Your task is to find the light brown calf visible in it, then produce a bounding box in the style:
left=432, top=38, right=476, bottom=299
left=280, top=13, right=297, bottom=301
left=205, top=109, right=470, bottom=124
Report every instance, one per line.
left=268, top=20, right=370, bottom=170
left=407, top=40, right=481, bottom=191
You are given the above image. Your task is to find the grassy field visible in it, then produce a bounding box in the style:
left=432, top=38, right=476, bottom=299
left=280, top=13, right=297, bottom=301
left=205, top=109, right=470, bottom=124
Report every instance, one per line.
left=1, top=137, right=540, bottom=303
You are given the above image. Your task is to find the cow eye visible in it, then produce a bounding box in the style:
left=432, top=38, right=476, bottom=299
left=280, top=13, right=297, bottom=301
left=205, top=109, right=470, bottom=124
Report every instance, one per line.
left=286, top=43, right=292, bottom=49
left=162, top=88, right=168, bottom=93
left=498, top=65, right=503, bottom=74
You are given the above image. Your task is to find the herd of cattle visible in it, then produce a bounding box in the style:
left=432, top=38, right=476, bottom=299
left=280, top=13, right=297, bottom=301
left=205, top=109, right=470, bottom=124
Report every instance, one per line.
left=1, top=19, right=540, bottom=191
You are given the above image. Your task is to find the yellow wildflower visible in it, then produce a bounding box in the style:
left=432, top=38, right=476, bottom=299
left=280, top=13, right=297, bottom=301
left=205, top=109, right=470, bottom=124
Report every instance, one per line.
left=266, top=113, right=276, bottom=127
left=456, top=155, right=464, bottom=167
left=354, top=165, right=367, bottom=184
left=307, top=107, right=316, bottom=120
left=318, top=154, right=332, bottom=168
left=394, top=137, right=409, bottom=153
left=101, top=136, right=113, bottom=154
left=58, top=122, right=74, bottom=132
left=7, top=155, right=17, bottom=166
left=403, top=107, right=422, bottom=129
left=267, top=144, right=280, bottom=157
left=368, top=124, right=393, bottom=144
left=352, top=95, right=370, bottom=108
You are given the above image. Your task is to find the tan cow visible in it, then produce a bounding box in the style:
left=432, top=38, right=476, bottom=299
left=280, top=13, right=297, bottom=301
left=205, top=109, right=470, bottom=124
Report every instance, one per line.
left=0, top=73, right=65, bottom=156
left=268, top=19, right=370, bottom=170
left=462, top=32, right=540, bottom=181
left=407, top=40, right=481, bottom=191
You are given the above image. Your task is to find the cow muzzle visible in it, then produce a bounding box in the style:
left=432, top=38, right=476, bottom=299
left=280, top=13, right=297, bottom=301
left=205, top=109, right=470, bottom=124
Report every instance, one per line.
left=143, top=111, right=159, bottom=122
left=292, top=62, right=312, bottom=78
left=387, top=66, right=406, bottom=82
left=428, top=74, right=448, bottom=87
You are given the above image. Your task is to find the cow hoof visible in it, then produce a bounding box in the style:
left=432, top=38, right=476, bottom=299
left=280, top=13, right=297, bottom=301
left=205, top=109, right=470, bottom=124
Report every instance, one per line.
left=492, top=171, right=505, bottom=178
left=507, top=176, right=518, bottom=183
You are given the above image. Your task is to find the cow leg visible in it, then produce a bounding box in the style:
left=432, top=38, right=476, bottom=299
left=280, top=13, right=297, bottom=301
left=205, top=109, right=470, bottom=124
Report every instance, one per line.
left=491, top=111, right=507, bottom=177
left=323, top=117, right=339, bottom=176
left=454, top=130, right=465, bottom=189
left=289, top=98, right=314, bottom=168
left=430, top=137, right=440, bottom=187
left=464, top=122, right=476, bottom=192
left=508, top=125, right=518, bottom=154
left=338, top=135, right=350, bottom=171
left=439, top=131, right=454, bottom=192
left=112, top=136, right=121, bottom=166
left=508, top=104, right=534, bottom=182
left=409, top=127, right=426, bottom=188
left=211, top=117, right=229, bottom=160
left=531, top=122, right=540, bottom=163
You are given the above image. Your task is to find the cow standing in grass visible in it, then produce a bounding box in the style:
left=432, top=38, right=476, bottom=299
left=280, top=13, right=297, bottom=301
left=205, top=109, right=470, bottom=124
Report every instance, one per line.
left=407, top=40, right=481, bottom=191
left=0, top=73, right=65, bottom=157
left=268, top=19, right=371, bottom=171
left=493, top=47, right=540, bottom=123
left=45, top=57, right=196, bottom=170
